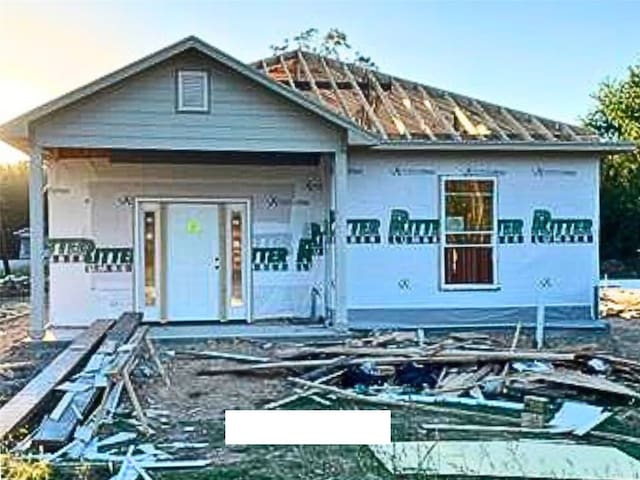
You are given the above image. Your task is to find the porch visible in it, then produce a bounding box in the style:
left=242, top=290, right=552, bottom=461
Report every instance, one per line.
left=28, top=146, right=349, bottom=336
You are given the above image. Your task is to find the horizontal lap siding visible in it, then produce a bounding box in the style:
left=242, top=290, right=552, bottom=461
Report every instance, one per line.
left=33, top=51, right=339, bottom=152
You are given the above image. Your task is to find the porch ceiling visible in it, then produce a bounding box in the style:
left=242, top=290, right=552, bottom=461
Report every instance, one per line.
left=53, top=147, right=322, bottom=166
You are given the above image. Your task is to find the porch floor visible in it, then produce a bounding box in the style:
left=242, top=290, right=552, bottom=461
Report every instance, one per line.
left=148, top=323, right=348, bottom=341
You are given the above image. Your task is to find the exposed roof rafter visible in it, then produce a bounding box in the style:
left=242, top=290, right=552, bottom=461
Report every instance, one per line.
left=391, top=79, right=436, bottom=140
left=341, top=63, right=388, bottom=139
left=297, top=50, right=325, bottom=105
left=319, top=56, right=353, bottom=121
left=417, top=86, right=462, bottom=141
left=368, top=72, right=411, bottom=140
left=253, top=49, right=609, bottom=147
left=499, top=107, right=534, bottom=141
left=470, top=99, right=510, bottom=141
left=529, top=115, right=556, bottom=141
left=277, top=55, right=296, bottom=89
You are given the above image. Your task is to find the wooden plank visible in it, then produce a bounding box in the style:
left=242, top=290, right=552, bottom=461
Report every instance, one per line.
left=32, top=312, right=141, bottom=448
left=197, top=350, right=576, bottom=375
left=0, top=318, right=114, bottom=440
left=435, top=365, right=493, bottom=396
left=297, top=51, right=325, bottom=105
left=470, top=99, right=510, bottom=141
left=278, top=55, right=296, bottom=89
left=560, top=123, right=580, bottom=140
left=391, top=79, right=436, bottom=140
left=499, top=107, right=534, bottom=141
left=416, top=86, right=461, bottom=140
left=367, top=72, right=411, bottom=139
left=514, top=369, right=640, bottom=400
left=444, top=93, right=479, bottom=136
left=175, top=350, right=271, bottom=363
left=263, top=370, right=345, bottom=409
left=529, top=115, right=556, bottom=140
left=341, top=63, right=388, bottom=138
left=289, top=378, right=518, bottom=424
left=319, top=56, right=353, bottom=121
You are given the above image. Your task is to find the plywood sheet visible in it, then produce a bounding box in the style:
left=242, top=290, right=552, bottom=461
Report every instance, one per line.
left=370, top=441, right=640, bottom=480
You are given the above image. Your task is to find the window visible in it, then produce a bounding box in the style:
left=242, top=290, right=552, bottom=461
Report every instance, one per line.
left=230, top=211, right=243, bottom=307
left=177, top=70, right=209, bottom=112
left=143, top=211, right=158, bottom=306
left=442, top=178, right=496, bottom=287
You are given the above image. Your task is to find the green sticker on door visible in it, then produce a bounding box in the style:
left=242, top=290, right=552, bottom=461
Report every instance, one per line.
left=186, top=218, right=202, bottom=234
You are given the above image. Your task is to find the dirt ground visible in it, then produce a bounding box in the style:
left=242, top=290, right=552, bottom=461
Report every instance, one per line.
left=0, top=315, right=66, bottom=406
left=0, top=315, right=28, bottom=358
left=2, top=314, right=640, bottom=478
left=107, top=317, right=640, bottom=478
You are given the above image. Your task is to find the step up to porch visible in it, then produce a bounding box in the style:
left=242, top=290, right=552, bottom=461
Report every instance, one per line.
left=148, top=323, right=350, bottom=342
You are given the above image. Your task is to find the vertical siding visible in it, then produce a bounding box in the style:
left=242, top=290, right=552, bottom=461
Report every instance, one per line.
left=33, top=50, right=340, bottom=152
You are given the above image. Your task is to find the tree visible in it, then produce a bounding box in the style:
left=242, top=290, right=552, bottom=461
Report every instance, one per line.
left=585, top=64, right=640, bottom=275
left=0, top=161, right=29, bottom=274
left=270, top=28, right=377, bottom=69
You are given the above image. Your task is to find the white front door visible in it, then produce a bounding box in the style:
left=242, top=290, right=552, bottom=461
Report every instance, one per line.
left=165, top=204, right=221, bottom=320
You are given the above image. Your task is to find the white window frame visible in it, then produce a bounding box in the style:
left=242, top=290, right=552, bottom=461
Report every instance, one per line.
left=225, top=203, right=249, bottom=321
left=440, top=175, right=499, bottom=290
left=176, top=70, right=209, bottom=112
left=134, top=201, right=163, bottom=321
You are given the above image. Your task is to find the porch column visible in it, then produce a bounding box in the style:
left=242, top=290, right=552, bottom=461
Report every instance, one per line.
left=333, top=135, right=348, bottom=329
left=29, top=144, right=45, bottom=339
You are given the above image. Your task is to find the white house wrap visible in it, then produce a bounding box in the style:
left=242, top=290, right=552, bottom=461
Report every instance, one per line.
left=0, top=36, right=632, bottom=334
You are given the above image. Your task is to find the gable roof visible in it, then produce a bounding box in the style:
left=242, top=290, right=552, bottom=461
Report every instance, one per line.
left=0, top=36, right=633, bottom=153
left=254, top=50, right=635, bottom=151
left=0, top=36, right=376, bottom=152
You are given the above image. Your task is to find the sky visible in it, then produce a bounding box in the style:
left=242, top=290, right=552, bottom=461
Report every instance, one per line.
left=0, top=0, right=638, bottom=163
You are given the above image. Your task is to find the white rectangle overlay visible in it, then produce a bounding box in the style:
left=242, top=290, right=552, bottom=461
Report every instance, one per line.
left=225, top=410, right=391, bottom=445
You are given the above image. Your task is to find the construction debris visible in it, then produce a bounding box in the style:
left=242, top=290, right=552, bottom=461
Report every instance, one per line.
left=0, top=318, right=114, bottom=439
left=188, top=329, right=640, bottom=451
left=548, top=400, right=613, bottom=435
left=600, top=287, right=640, bottom=319
left=0, top=311, right=209, bottom=478
left=2, top=319, right=640, bottom=477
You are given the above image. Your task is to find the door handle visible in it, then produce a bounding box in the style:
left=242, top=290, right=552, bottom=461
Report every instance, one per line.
left=214, top=257, right=220, bottom=270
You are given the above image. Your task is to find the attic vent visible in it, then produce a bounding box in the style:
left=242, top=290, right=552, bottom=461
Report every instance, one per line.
left=177, top=70, right=209, bottom=112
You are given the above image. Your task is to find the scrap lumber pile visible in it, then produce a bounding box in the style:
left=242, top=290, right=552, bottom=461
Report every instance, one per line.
left=1, top=312, right=207, bottom=479
left=600, top=287, right=640, bottom=319
left=195, top=330, right=640, bottom=443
